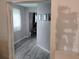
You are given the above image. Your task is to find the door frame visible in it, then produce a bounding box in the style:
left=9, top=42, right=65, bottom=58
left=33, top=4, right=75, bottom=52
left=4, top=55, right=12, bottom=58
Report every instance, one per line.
left=6, top=1, right=15, bottom=59
left=6, top=0, right=58, bottom=59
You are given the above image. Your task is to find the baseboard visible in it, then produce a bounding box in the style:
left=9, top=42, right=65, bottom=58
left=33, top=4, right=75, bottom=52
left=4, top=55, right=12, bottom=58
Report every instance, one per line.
left=37, top=44, right=50, bottom=53
left=14, top=33, right=31, bottom=44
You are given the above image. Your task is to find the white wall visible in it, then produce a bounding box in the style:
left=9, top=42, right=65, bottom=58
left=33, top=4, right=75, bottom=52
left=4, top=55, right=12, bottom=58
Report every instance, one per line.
left=13, top=6, right=37, bottom=43
left=36, top=4, right=51, bottom=52
left=37, top=21, right=50, bottom=51
left=13, top=5, right=30, bottom=43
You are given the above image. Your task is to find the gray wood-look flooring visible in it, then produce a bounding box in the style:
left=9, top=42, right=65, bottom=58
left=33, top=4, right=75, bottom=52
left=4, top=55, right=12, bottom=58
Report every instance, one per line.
left=15, top=36, right=50, bottom=59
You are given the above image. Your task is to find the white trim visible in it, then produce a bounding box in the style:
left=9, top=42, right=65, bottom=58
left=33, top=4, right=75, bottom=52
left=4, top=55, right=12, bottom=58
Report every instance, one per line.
left=14, top=33, right=31, bottom=44
left=37, top=44, right=50, bottom=53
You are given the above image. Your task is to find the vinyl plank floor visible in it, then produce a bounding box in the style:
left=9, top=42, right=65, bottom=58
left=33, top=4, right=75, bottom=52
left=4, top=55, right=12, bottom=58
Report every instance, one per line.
left=15, top=36, right=50, bottom=59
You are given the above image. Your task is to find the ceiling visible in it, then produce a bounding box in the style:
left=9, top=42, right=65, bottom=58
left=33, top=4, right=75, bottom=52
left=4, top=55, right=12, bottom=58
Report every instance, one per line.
left=18, top=2, right=50, bottom=7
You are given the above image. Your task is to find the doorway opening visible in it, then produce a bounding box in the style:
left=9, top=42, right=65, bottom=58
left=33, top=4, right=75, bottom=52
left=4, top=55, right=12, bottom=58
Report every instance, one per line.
left=12, top=1, right=51, bottom=59
left=29, top=12, right=37, bottom=36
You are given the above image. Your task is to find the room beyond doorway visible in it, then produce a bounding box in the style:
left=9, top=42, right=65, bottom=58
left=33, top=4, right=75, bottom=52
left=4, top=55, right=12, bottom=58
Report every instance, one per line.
left=12, top=1, right=51, bottom=59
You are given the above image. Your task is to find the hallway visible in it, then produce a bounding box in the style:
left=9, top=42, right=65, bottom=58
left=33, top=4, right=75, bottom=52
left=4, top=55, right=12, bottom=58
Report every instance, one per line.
left=15, top=36, right=50, bottom=59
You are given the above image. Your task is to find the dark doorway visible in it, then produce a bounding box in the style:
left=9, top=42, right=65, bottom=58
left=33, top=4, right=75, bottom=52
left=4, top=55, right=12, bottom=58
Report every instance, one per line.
left=29, top=13, right=37, bottom=36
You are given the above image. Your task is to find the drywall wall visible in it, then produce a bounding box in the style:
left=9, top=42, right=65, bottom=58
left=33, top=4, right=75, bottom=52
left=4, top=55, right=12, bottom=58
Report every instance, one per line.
left=0, top=0, right=9, bottom=59
left=36, top=4, right=51, bottom=51
left=37, top=21, right=50, bottom=51
left=37, top=3, right=51, bottom=14
left=12, top=5, right=30, bottom=43
left=13, top=5, right=38, bottom=43
left=56, top=0, right=79, bottom=53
